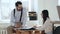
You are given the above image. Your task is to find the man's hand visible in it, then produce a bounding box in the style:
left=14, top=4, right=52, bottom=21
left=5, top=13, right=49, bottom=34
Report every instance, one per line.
left=16, top=21, right=21, bottom=23
left=15, top=22, right=22, bottom=28
left=33, top=26, right=37, bottom=28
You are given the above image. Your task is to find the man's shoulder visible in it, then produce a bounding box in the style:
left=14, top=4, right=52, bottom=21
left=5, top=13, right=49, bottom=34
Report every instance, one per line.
left=11, top=9, right=15, bottom=14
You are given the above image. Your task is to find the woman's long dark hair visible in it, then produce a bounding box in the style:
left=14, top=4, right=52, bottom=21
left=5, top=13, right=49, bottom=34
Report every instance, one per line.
left=42, top=10, right=49, bottom=24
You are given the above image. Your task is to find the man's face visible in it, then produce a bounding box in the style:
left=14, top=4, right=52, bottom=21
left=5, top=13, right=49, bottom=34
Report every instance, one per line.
left=16, top=4, right=22, bottom=11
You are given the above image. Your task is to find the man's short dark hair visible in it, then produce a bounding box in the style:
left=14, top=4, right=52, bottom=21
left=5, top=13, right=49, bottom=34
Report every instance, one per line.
left=15, top=1, right=22, bottom=6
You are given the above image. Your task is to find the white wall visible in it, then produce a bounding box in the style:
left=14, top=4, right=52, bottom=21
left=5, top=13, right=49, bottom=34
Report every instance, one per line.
left=44, top=0, right=59, bottom=21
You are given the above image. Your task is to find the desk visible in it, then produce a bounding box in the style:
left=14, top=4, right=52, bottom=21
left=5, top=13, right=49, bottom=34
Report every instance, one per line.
left=16, top=30, right=44, bottom=34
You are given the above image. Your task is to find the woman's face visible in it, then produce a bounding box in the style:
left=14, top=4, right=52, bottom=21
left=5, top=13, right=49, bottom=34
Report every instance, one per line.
left=41, top=13, right=43, bottom=18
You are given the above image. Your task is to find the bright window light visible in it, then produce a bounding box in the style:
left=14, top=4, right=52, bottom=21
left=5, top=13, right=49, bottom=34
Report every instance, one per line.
left=58, top=0, right=60, bottom=6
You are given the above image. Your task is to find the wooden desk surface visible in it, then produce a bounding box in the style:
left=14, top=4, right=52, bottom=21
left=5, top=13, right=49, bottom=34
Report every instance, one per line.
left=16, top=29, right=42, bottom=34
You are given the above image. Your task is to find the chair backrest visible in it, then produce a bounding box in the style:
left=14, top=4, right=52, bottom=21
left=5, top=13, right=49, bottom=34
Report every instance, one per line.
left=53, top=26, right=60, bottom=34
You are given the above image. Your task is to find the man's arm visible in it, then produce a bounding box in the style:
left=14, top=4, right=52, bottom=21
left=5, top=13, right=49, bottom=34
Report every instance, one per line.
left=10, top=10, right=15, bottom=26
left=21, top=8, right=28, bottom=23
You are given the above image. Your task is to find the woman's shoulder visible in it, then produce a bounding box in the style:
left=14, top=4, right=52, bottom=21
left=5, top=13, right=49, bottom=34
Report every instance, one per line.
left=47, top=18, right=50, bottom=21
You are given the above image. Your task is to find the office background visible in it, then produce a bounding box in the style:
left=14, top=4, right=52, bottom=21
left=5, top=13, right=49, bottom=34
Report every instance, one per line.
left=0, top=0, right=60, bottom=30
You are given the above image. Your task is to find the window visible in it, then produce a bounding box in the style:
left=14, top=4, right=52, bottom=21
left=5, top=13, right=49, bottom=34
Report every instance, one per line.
left=58, top=0, right=60, bottom=6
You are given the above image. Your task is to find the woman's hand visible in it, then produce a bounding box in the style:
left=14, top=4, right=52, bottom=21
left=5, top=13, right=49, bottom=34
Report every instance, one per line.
left=33, top=26, right=38, bottom=28
left=33, top=26, right=42, bottom=29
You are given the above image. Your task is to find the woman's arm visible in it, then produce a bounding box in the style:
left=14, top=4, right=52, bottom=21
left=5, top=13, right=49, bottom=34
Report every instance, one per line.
left=37, top=19, right=51, bottom=31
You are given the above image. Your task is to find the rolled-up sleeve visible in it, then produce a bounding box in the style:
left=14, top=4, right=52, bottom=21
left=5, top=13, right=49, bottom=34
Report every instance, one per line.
left=21, top=8, right=28, bottom=24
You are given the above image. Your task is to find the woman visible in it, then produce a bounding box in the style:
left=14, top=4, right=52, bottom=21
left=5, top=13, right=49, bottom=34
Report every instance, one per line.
left=36, top=10, right=53, bottom=34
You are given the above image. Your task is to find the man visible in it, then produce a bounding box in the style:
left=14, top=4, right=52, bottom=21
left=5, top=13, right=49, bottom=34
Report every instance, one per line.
left=7, top=1, right=27, bottom=34
left=11, top=1, right=27, bottom=26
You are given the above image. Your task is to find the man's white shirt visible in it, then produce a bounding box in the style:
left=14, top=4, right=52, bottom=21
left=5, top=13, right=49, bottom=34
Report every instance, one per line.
left=11, top=8, right=27, bottom=27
